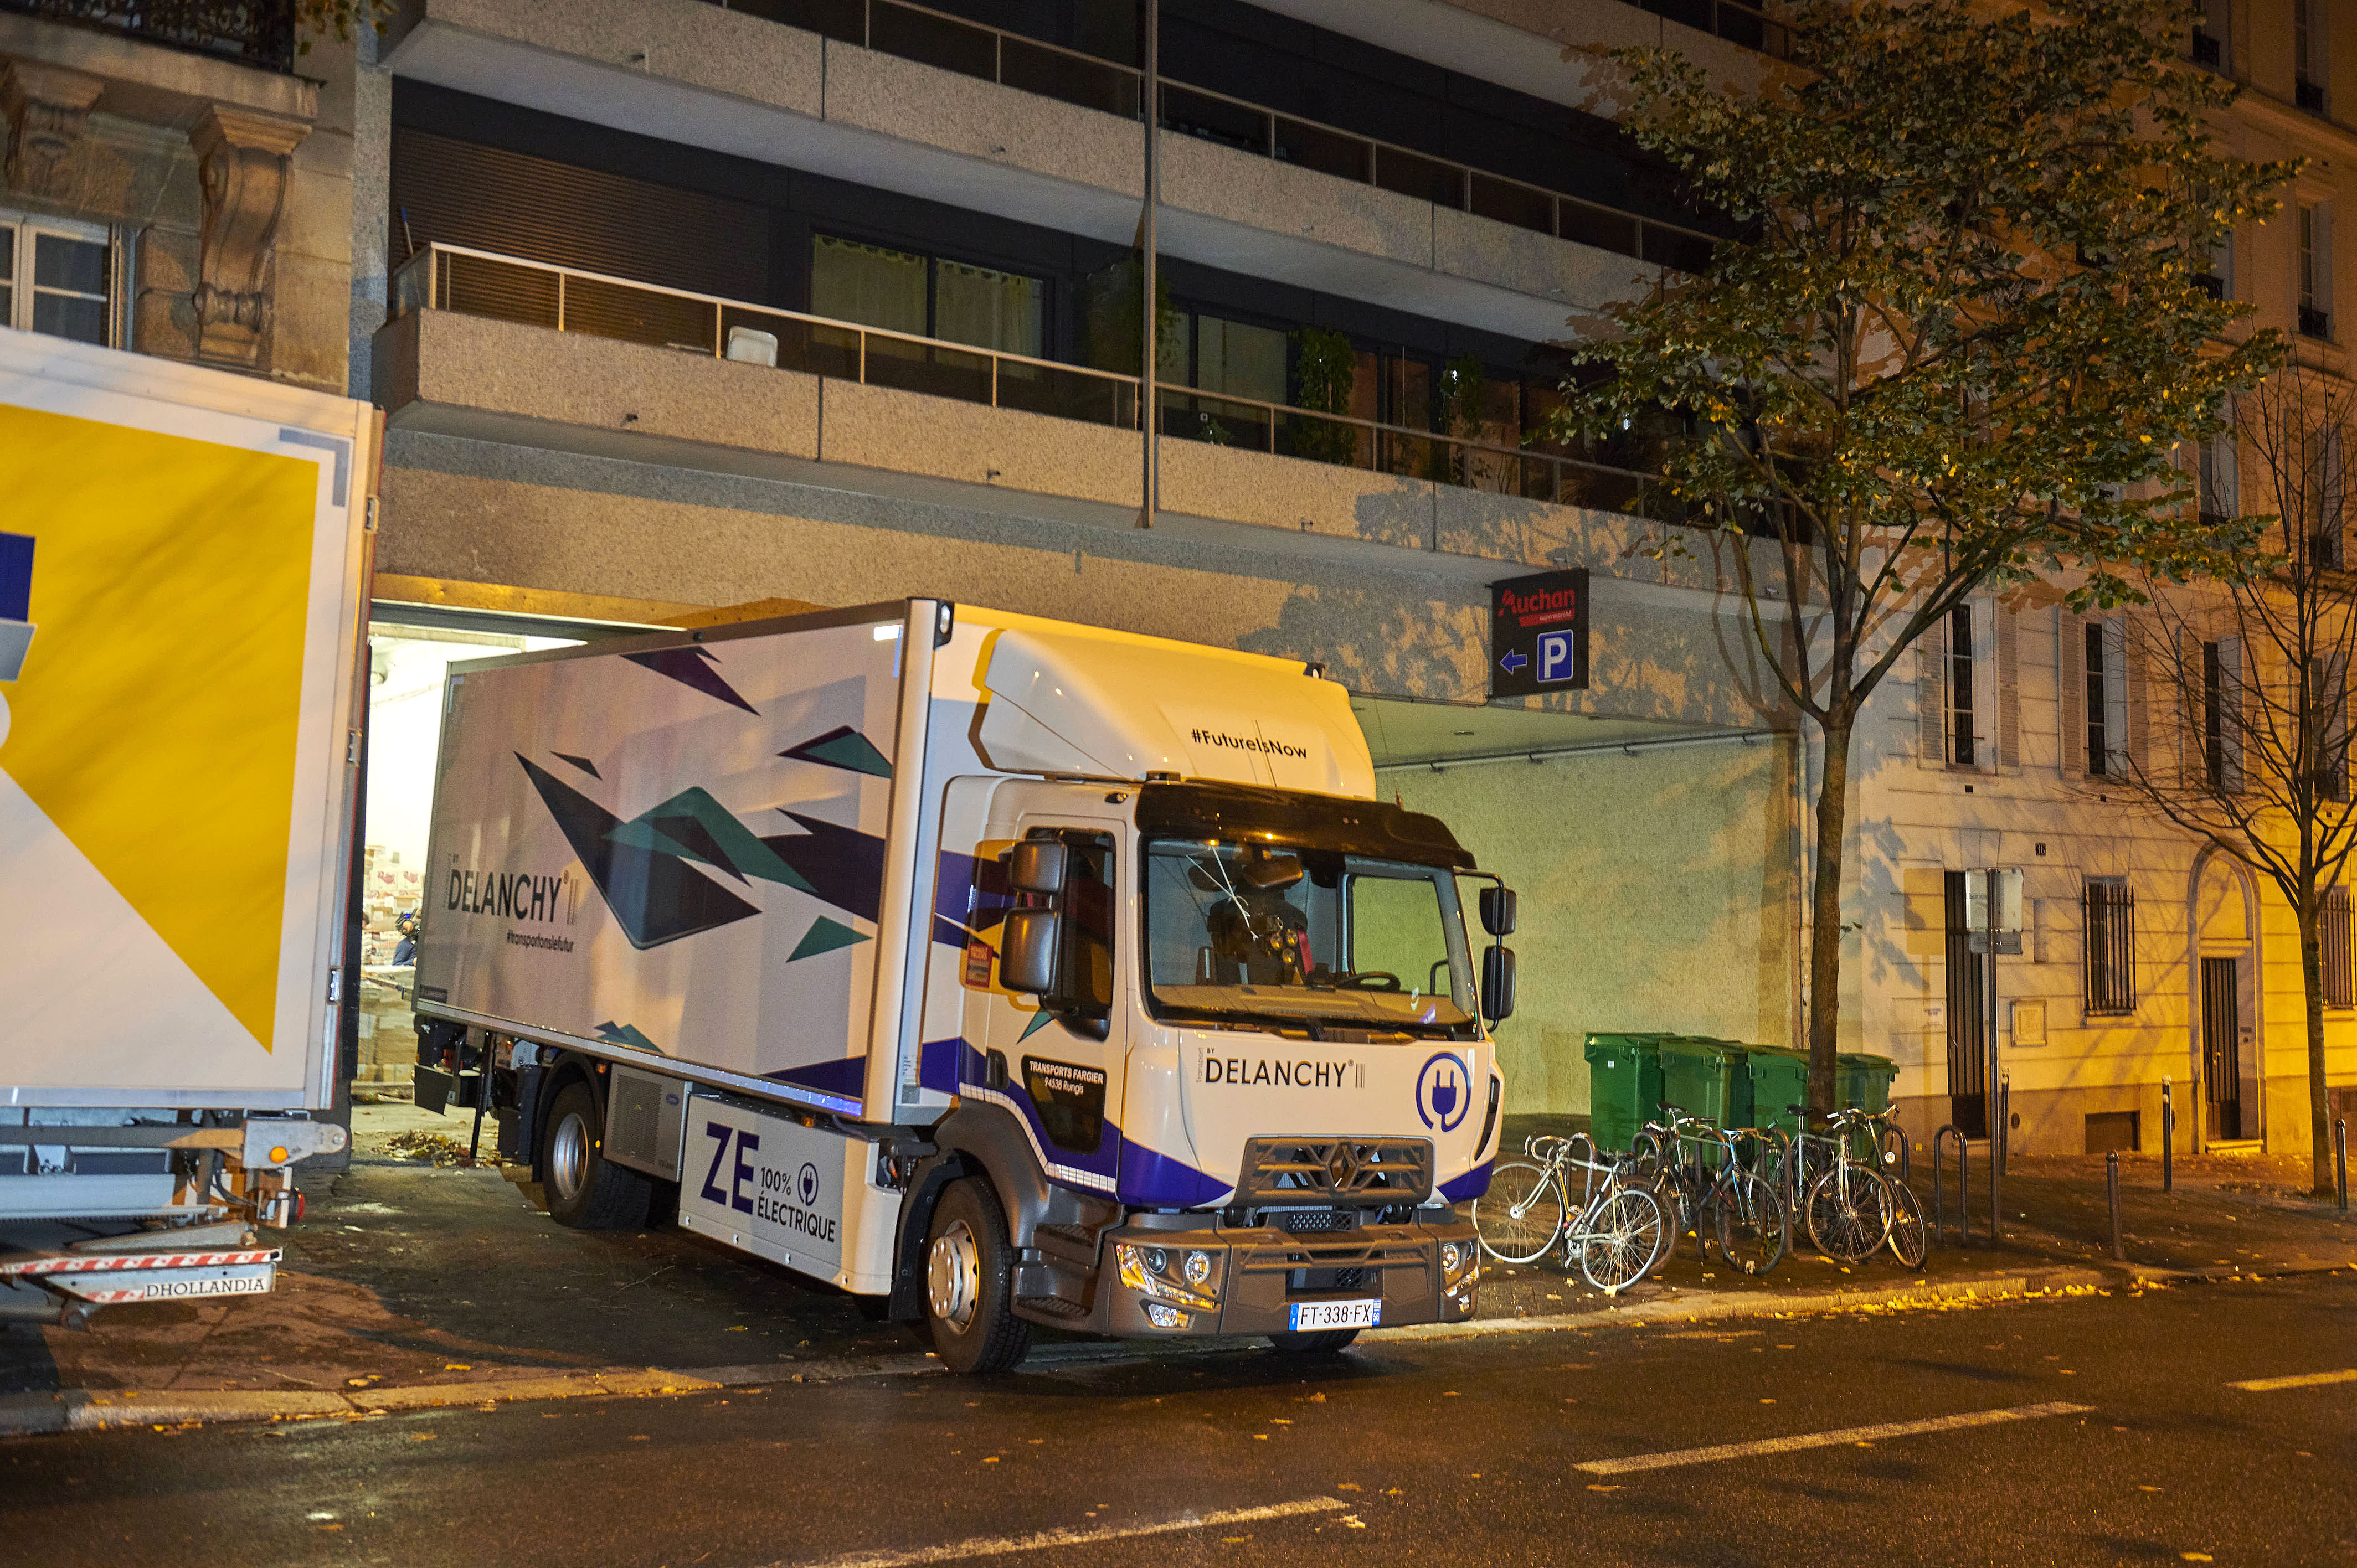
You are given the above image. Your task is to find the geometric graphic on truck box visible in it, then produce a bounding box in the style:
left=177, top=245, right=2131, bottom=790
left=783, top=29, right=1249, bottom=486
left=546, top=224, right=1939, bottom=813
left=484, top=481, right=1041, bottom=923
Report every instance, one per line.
left=603, top=786, right=817, bottom=894
left=594, top=1021, right=661, bottom=1051
left=517, top=756, right=891, bottom=950
left=622, top=646, right=759, bottom=715
left=787, top=916, right=867, bottom=961
left=779, top=724, right=892, bottom=777
left=0, top=531, right=30, bottom=684
left=553, top=751, right=600, bottom=778
left=0, top=404, right=320, bottom=1050
left=518, top=755, right=760, bottom=948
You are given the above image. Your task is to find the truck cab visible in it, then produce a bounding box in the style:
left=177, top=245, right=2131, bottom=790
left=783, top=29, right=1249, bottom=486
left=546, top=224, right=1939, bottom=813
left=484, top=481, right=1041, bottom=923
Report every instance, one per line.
left=906, top=772, right=1507, bottom=1370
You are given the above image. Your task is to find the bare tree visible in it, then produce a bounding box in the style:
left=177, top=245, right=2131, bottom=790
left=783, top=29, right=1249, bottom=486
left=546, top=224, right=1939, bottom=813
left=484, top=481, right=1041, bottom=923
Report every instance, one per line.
left=2121, top=368, right=2357, bottom=1196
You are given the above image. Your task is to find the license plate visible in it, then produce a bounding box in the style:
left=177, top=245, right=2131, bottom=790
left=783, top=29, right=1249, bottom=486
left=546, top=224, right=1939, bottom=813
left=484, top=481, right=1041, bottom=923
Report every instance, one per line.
left=1289, top=1297, right=1381, bottom=1332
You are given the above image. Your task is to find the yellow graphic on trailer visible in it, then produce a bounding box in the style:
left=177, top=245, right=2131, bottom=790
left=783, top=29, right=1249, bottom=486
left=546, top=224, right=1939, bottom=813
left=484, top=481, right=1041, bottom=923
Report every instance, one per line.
left=0, top=403, right=316, bottom=1051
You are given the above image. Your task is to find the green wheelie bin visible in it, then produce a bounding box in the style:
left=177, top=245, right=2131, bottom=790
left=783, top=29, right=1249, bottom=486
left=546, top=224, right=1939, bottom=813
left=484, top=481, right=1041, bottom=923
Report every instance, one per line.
left=1582, top=1033, right=1666, bottom=1152
left=1743, top=1045, right=1813, bottom=1140
left=1658, top=1036, right=1744, bottom=1126
left=1836, top=1051, right=1898, bottom=1114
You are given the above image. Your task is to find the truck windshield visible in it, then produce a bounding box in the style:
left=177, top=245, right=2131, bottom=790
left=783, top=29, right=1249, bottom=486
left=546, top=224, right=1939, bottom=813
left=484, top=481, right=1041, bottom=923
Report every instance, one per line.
left=1142, top=840, right=1478, bottom=1036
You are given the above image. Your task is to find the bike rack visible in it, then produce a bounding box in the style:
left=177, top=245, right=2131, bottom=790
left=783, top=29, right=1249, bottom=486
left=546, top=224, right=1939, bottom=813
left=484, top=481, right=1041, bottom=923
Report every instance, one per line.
left=1931, top=1123, right=1968, bottom=1246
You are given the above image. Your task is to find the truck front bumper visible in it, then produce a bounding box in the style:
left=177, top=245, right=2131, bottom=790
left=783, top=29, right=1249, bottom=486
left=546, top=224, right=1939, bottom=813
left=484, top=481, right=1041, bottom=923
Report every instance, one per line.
left=1093, top=1211, right=1480, bottom=1338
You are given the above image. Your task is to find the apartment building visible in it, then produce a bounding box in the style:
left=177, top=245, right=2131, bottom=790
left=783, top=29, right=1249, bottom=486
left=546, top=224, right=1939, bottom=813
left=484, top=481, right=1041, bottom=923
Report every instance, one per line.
left=342, top=0, right=1807, bottom=1119
left=0, top=0, right=356, bottom=389
left=1857, top=3, right=2357, bottom=1158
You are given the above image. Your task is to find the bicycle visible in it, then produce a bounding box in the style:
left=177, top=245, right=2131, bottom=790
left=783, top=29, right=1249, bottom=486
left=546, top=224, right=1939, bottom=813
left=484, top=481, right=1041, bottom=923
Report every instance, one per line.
left=1630, top=1104, right=1789, bottom=1277
left=1778, top=1106, right=1926, bottom=1269
left=1473, top=1132, right=1670, bottom=1294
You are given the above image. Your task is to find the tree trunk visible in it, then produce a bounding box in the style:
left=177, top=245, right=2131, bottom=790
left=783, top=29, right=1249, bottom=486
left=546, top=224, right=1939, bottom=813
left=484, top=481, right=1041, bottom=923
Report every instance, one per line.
left=2299, top=901, right=2333, bottom=1197
left=1807, top=715, right=1854, bottom=1117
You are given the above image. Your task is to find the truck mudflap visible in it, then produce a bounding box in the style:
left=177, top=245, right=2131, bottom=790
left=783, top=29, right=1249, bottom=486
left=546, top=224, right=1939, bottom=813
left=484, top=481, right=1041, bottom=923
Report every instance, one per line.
left=1091, top=1210, right=1480, bottom=1338
left=0, top=1222, right=282, bottom=1325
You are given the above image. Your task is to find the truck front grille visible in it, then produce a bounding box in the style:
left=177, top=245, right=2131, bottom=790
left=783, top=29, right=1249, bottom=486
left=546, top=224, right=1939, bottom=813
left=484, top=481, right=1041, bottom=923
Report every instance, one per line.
left=1237, top=1137, right=1433, bottom=1207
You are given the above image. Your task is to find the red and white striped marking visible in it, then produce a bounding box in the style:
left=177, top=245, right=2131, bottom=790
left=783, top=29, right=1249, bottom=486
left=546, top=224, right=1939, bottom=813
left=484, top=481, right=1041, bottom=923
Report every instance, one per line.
left=0, top=1248, right=281, bottom=1278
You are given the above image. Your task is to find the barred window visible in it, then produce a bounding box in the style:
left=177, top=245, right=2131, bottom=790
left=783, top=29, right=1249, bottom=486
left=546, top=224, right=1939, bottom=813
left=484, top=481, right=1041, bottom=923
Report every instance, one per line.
left=2084, top=879, right=2136, bottom=1015
left=2325, top=888, right=2354, bottom=1010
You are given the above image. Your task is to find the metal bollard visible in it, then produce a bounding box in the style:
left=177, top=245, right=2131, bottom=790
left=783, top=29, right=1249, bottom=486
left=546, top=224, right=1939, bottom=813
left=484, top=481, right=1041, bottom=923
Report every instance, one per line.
left=2162, top=1077, right=2173, bottom=1194
left=1991, top=1077, right=2009, bottom=1246
left=2107, top=1151, right=2125, bottom=1262
left=1933, top=1124, right=1968, bottom=1245
left=2337, top=1120, right=2349, bottom=1215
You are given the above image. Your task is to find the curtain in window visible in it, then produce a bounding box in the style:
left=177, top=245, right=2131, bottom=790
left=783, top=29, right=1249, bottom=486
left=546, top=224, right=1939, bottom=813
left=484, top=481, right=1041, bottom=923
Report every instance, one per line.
left=811, top=235, right=927, bottom=338
left=934, top=258, right=1042, bottom=357
left=32, top=231, right=107, bottom=344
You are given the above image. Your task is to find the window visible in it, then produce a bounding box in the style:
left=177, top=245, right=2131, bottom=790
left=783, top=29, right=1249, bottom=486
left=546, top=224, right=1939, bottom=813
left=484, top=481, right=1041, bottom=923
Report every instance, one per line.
left=809, top=234, right=1043, bottom=357
left=2326, top=887, right=2354, bottom=1009
left=2299, top=204, right=2332, bottom=340
left=2199, top=432, right=2237, bottom=526
left=2296, top=0, right=2328, bottom=113
left=1949, top=603, right=1978, bottom=766
left=0, top=211, right=111, bottom=346
left=2086, top=619, right=2129, bottom=777
left=2308, top=651, right=2350, bottom=802
left=2193, top=0, right=2229, bottom=70
left=2202, top=639, right=2247, bottom=792
left=2314, top=428, right=2345, bottom=568
left=2084, top=879, right=2136, bottom=1015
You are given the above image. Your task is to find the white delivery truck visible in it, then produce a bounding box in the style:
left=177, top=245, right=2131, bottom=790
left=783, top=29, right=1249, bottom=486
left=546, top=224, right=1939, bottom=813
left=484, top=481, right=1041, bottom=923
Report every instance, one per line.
left=415, top=602, right=1516, bottom=1371
left=0, top=329, right=372, bottom=1323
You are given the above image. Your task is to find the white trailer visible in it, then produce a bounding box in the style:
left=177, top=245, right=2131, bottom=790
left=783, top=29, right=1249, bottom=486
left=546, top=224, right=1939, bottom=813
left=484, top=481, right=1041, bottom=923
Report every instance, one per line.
left=416, top=601, right=1516, bottom=1370
left=0, top=329, right=370, bottom=1323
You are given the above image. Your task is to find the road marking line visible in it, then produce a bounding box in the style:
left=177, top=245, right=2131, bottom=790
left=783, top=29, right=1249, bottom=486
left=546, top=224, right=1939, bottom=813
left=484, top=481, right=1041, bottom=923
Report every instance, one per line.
left=1574, top=1401, right=2094, bottom=1475
left=773, top=1497, right=1349, bottom=1567
left=2229, top=1368, right=2357, bottom=1391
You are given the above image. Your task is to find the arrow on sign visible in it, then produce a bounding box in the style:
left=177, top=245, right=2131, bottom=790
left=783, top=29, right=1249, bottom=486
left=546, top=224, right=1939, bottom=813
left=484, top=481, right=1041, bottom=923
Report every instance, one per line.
left=1499, top=649, right=1528, bottom=674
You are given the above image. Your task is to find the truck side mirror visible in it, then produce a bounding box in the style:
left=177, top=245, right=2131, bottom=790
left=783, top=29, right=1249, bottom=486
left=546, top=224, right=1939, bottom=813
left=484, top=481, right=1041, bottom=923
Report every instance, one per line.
left=1480, top=945, right=1517, bottom=1024
left=1479, top=886, right=1519, bottom=937
left=999, top=909, right=1062, bottom=994
left=1007, top=839, right=1068, bottom=896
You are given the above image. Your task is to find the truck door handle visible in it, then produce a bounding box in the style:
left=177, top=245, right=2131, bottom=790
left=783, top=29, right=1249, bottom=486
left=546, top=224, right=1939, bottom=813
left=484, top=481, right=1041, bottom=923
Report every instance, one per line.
left=986, top=1049, right=1009, bottom=1091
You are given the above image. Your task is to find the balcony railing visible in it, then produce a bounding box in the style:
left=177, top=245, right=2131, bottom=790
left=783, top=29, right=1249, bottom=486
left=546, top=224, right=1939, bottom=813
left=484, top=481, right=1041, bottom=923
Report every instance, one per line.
left=389, top=243, right=1679, bottom=524
left=1, top=0, right=295, bottom=74
left=2301, top=304, right=2333, bottom=341
left=707, top=0, right=1726, bottom=275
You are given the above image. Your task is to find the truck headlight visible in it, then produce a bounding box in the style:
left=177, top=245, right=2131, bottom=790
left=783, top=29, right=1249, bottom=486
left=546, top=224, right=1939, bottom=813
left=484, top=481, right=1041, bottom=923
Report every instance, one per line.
left=1184, top=1249, right=1212, bottom=1286
left=1114, top=1242, right=1217, bottom=1315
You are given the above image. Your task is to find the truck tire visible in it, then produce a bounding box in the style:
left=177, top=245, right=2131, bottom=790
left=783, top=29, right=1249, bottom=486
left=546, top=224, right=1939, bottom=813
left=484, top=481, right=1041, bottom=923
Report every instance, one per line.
left=924, top=1178, right=1031, bottom=1375
left=541, top=1081, right=651, bottom=1231
left=1268, top=1328, right=1361, bottom=1355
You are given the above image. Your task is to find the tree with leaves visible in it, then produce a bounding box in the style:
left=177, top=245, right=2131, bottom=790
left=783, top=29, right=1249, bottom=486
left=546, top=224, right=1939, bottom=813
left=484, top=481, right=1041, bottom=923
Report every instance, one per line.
left=1557, top=0, right=2290, bottom=1116
left=2114, top=370, right=2357, bottom=1194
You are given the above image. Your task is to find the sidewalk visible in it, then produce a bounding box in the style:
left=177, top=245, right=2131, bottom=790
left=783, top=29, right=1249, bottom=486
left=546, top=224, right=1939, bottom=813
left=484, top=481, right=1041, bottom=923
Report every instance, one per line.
left=3, top=1112, right=2349, bottom=1435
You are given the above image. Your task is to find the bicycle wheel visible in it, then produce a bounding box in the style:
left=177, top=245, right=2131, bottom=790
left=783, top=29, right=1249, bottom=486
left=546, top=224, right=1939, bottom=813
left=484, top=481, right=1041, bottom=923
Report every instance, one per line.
left=1805, top=1164, right=1890, bottom=1263
left=1578, top=1186, right=1668, bottom=1295
left=1474, top=1161, right=1566, bottom=1265
left=1709, top=1170, right=1789, bottom=1276
left=1881, top=1172, right=1928, bottom=1270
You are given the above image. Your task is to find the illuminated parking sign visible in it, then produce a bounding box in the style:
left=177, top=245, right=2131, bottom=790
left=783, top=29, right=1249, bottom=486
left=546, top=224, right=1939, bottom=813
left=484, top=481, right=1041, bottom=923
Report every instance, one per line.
left=1489, top=569, right=1589, bottom=699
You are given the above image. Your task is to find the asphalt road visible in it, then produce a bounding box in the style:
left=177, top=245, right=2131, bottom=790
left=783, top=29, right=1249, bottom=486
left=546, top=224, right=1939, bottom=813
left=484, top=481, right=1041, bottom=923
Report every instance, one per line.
left=3, top=1271, right=2351, bottom=1567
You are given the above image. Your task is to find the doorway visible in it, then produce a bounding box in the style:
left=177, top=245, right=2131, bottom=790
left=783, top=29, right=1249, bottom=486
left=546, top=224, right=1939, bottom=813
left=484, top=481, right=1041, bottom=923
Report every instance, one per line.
left=1944, top=871, right=1989, bottom=1136
left=2201, top=956, right=2242, bottom=1140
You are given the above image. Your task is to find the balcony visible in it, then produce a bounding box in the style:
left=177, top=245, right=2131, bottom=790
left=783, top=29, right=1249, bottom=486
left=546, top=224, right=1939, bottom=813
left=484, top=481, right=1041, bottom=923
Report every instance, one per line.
left=2301, top=305, right=2333, bottom=341
left=2296, top=78, right=2328, bottom=115
left=387, top=244, right=1678, bottom=524
left=706, top=0, right=1724, bottom=276
left=0, top=0, right=294, bottom=74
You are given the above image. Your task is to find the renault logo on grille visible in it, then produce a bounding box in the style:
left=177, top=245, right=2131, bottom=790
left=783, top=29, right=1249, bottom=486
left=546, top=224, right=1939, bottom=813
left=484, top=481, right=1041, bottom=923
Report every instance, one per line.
left=1325, top=1144, right=1361, bottom=1188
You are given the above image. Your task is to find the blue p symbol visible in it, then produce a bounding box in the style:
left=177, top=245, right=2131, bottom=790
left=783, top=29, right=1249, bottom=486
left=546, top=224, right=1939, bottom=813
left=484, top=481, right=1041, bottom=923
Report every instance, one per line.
left=1537, top=630, right=1574, bottom=683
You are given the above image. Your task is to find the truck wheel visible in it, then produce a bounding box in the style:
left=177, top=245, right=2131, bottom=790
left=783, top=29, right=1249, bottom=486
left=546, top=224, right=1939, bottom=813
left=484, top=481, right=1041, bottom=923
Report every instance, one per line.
left=1268, top=1328, right=1361, bottom=1354
left=924, top=1178, right=1031, bottom=1375
left=541, top=1081, right=650, bottom=1230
